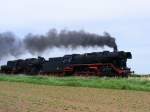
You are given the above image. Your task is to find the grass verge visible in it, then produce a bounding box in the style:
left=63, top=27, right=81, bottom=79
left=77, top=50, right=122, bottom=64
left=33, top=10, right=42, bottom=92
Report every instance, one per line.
left=0, top=74, right=150, bottom=91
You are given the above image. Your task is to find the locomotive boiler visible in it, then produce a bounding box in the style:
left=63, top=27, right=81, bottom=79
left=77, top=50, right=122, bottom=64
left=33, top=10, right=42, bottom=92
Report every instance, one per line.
left=0, top=51, right=132, bottom=77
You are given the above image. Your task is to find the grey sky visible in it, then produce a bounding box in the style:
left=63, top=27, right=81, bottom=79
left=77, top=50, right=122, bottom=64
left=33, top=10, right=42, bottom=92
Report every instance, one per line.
left=0, top=0, right=150, bottom=73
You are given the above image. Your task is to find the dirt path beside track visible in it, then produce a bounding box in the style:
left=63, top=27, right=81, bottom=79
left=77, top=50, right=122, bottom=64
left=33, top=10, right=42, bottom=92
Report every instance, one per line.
left=0, top=81, right=150, bottom=112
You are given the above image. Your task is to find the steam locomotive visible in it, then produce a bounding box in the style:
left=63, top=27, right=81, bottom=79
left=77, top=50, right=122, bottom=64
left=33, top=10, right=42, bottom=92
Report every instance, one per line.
left=0, top=51, right=132, bottom=77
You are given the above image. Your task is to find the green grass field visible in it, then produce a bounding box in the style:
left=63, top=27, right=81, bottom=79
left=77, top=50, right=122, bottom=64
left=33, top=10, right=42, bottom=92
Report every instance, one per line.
left=0, top=74, right=150, bottom=92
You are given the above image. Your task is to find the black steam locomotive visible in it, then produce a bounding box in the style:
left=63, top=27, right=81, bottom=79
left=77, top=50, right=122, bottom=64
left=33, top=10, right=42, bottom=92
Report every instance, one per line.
left=0, top=51, right=132, bottom=77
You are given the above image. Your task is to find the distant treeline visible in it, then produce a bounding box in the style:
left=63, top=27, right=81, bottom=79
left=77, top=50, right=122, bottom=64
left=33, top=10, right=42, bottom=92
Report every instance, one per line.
left=131, top=74, right=150, bottom=77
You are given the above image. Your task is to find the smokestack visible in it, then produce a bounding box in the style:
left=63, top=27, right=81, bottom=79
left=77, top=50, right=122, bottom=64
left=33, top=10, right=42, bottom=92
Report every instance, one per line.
left=113, top=45, right=118, bottom=52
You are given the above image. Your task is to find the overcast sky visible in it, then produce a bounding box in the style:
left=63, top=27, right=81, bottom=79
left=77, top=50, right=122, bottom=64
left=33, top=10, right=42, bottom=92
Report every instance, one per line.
left=0, top=0, right=150, bottom=74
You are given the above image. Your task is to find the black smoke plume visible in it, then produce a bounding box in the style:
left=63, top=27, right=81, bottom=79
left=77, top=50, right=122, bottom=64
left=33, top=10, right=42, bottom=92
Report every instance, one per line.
left=24, top=29, right=118, bottom=53
left=0, top=29, right=117, bottom=58
left=0, top=32, right=22, bottom=59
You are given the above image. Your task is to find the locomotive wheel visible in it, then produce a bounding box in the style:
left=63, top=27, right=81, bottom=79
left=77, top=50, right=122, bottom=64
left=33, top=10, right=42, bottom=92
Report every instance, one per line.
left=64, top=71, right=72, bottom=76
left=101, top=67, right=116, bottom=77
